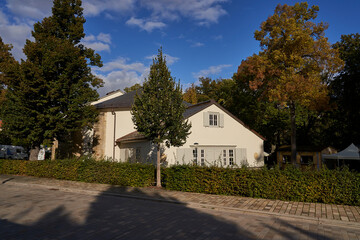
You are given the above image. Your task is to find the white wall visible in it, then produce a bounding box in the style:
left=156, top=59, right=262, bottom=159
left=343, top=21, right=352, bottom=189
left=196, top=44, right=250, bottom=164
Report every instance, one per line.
left=100, top=104, right=264, bottom=167
left=104, top=110, right=137, bottom=161
left=164, top=104, right=264, bottom=167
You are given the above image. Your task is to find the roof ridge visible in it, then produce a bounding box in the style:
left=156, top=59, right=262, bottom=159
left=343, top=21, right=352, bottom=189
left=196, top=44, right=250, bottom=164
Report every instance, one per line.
left=186, top=99, right=212, bottom=109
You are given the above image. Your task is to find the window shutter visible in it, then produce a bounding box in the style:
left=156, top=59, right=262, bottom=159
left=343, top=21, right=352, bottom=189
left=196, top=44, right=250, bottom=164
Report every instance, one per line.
left=236, top=148, right=247, bottom=166
left=219, top=113, right=224, bottom=127
left=203, top=112, right=209, bottom=127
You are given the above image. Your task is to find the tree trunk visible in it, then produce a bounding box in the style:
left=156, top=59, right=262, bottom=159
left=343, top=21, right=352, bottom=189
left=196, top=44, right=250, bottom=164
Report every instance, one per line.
left=156, top=143, right=162, bottom=187
left=290, top=103, right=297, bottom=167
left=29, top=146, right=40, bottom=161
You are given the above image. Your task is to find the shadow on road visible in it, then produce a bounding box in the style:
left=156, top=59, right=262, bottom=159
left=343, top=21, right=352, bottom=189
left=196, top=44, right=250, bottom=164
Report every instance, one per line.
left=0, top=183, right=346, bottom=240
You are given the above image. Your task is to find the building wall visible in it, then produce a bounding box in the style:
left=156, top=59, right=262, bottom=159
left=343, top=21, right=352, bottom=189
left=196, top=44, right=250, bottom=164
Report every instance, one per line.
left=164, top=104, right=264, bottom=167
left=103, top=110, right=137, bottom=161
left=95, top=104, right=264, bottom=167
left=92, top=112, right=107, bottom=159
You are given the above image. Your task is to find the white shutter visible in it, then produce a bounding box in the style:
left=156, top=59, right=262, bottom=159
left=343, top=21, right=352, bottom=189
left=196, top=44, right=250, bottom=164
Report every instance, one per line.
left=176, top=148, right=186, bottom=164
left=184, top=148, right=192, bottom=164
left=203, top=112, right=209, bottom=127
left=219, top=113, right=224, bottom=127
left=176, top=148, right=192, bottom=164
left=236, top=148, right=247, bottom=166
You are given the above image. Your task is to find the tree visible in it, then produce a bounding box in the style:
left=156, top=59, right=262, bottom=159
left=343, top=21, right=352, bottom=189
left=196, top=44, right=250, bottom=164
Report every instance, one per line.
left=131, top=48, right=191, bottom=187
left=330, top=33, right=360, bottom=147
left=183, top=83, right=198, bottom=104
left=0, top=0, right=103, bottom=160
left=244, top=2, right=343, bottom=165
left=124, top=83, right=142, bottom=93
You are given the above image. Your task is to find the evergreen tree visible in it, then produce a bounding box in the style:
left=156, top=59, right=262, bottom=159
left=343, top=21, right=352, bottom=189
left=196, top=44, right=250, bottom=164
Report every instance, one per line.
left=132, top=48, right=191, bottom=187
left=0, top=0, right=103, bottom=159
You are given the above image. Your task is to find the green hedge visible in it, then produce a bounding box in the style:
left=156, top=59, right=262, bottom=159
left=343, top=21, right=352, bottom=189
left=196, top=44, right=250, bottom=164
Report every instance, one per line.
left=0, top=159, right=155, bottom=187
left=1, top=159, right=359, bottom=206
left=162, top=165, right=360, bottom=206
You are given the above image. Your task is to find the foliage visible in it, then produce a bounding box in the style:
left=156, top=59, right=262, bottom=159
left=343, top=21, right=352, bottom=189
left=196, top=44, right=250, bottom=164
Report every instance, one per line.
left=0, top=158, right=155, bottom=187
left=163, top=165, right=360, bottom=206
left=0, top=0, right=103, bottom=158
left=124, top=83, right=142, bottom=93
left=182, top=83, right=198, bottom=104
left=330, top=33, right=360, bottom=148
left=131, top=48, right=191, bottom=187
left=1, top=159, right=359, bottom=206
left=239, top=2, right=343, bottom=163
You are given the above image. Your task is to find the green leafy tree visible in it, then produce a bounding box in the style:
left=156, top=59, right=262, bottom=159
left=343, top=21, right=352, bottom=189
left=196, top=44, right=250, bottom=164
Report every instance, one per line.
left=132, top=48, right=191, bottom=187
left=0, top=0, right=103, bottom=160
left=330, top=33, right=360, bottom=148
left=245, top=2, right=343, bottom=165
left=124, top=83, right=142, bottom=93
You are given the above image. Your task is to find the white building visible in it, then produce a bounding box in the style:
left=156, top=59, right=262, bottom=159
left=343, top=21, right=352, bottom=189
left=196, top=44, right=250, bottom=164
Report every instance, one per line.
left=91, top=90, right=265, bottom=167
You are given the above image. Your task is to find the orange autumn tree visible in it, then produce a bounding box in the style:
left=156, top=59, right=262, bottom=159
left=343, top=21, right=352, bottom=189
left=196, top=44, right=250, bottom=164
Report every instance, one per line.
left=239, top=2, right=343, bottom=165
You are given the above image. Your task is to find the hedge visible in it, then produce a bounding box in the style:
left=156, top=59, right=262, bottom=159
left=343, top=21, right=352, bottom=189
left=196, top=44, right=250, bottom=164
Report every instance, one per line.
left=162, top=165, right=360, bottom=206
left=0, top=158, right=155, bottom=187
left=1, top=159, right=359, bottom=206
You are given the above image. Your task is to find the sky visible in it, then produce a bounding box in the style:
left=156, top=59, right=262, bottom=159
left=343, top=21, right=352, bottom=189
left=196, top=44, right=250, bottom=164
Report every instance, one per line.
left=0, top=0, right=359, bottom=97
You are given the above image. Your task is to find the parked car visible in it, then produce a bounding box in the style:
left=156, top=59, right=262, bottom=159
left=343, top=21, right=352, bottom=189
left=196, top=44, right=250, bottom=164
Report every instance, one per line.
left=0, top=145, right=28, bottom=160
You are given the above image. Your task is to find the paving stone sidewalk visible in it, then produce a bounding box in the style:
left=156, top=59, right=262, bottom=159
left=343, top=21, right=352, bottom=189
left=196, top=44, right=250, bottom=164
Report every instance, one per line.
left=1, top=174, right=360, bottom=225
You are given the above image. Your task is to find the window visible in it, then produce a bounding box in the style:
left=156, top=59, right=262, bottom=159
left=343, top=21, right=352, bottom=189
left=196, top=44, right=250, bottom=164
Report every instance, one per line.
left=223, top=150, right=226, bottom=165
left=209, top=113, right=218, bottom=126
left=201, top=149, right=205, bottom=166
left=204, top=112, right=223, bottom=127
left=135, top=148, right=141, bottom=160
left=229, top=150, right=234, bottom=165
left=193, top=148, right=198, bottom=165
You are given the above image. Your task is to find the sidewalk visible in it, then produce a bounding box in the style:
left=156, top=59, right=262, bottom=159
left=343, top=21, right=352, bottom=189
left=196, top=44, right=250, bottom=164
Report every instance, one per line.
left=1, top=174, right=360, bottom=227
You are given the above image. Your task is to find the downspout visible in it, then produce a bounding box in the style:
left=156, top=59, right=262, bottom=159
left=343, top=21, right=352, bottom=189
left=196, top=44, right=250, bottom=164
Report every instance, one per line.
left=111, top=110, right=116, bottom=160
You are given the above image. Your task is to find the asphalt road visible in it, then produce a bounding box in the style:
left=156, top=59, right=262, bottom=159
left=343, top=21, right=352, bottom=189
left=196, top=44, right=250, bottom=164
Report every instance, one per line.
left=1, top=183, right=359, bottom=240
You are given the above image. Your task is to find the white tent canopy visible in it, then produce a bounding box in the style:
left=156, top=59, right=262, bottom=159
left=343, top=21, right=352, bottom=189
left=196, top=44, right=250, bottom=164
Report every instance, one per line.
left=322, top=143, right=360, bottom=160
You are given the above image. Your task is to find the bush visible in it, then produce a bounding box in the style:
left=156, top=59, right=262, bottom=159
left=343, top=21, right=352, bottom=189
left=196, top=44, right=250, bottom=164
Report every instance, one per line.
left=1, top=159, right=359, bottom=206
left=0, top=158, right=155, bottom=187
left=163, top=165, right=360, bottom=206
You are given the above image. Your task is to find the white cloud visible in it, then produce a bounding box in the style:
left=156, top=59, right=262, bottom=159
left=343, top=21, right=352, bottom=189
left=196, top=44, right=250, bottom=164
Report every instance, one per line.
left=97, top=33, right=111, bottom=43
left=145, top=54, right=179, bottom=65
left=97, top=57, right=147, bottom=72
left=191, top=42, right=204, bottom=47
left=193, top=64, right=232, bottom=79
left=0, top=9, right=32, bottom=60
left=83, top=0, right=136, bottom=17
left=126, top=17, right=166, bottom=32
left=140, top=0, right=228, bottom=26
left=94, top=57, right=149, bottom=96
left=6, top=0, right=52, bottom=19
left=82, top=33, right=112, bottom=52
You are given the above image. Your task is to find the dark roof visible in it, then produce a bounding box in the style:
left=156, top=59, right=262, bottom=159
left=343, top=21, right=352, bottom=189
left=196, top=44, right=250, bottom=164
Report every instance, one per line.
left=183, top=100, right=213, bottom=118
left=116, top=131, right=146, bottom=143
left=95, top=89, right=192, bottom=109
left=94, top=89, right=140, bottom=109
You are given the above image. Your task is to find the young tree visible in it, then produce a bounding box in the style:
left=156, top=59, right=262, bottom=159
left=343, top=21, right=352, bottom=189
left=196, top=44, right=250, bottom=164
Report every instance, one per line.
left=243, top=2, right=343, bottom=165
left=132, top=48, right=191, bottom=187
left=0, top=0, right=103, bottom=159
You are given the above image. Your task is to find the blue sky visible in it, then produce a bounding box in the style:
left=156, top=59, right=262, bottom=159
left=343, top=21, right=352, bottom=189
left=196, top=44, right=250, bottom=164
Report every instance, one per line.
left=0, top=0, right=359, bottom=96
